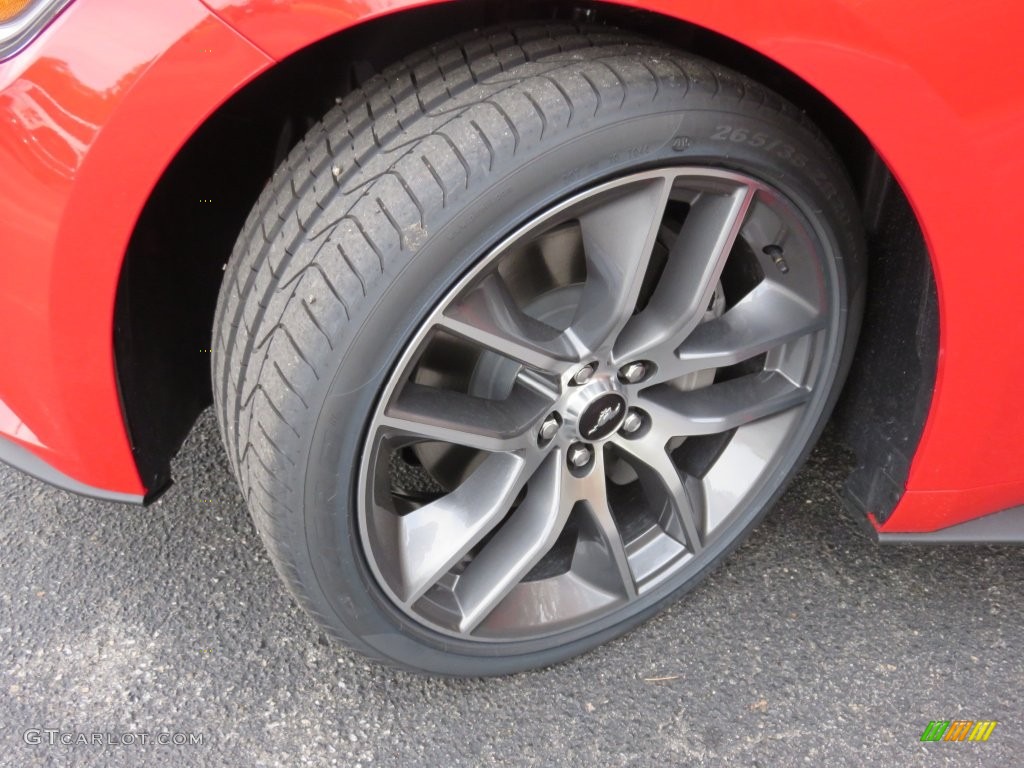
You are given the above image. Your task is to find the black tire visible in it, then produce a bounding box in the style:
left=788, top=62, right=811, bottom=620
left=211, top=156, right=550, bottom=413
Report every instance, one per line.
left=212, top=25, right=865, bottom=676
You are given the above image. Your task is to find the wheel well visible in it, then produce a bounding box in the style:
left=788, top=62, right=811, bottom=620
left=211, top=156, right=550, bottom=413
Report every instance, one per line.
left=115, top=0, right=937, bottom=517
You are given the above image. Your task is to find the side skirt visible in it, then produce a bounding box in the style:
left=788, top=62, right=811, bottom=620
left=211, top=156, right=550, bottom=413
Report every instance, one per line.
left=875, top=506, right=1024, bottom=544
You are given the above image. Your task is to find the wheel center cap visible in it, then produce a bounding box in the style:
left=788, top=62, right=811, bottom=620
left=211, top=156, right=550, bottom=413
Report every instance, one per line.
left=578, top=392, right=627, bottom=441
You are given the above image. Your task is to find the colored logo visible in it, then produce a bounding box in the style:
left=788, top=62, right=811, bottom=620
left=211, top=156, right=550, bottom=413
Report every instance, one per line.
left=920, top=720, right=997, bottom=742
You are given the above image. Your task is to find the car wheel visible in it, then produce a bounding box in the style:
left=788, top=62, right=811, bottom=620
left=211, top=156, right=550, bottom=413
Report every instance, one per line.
left=211, top=25, right=865, bottom=676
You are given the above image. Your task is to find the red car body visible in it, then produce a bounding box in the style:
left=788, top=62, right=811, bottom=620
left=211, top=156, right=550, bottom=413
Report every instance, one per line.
left=1, top=0, right=1022, bottom=537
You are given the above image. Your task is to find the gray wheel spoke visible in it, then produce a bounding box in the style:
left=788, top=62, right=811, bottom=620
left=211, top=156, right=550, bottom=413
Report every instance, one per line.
left=569, top=174, right=674, bottom=354
left=381, top=381, right=553, bottom=452
left=638, top=371, right=811, bottom=437
left=578, top=452, right=638, bottom=598
left=654, top=282, right=825, bottom=383
left=453, top=449, right=574, bottom=633
left=610, top=435, right=704, bottom=553
left=437, top=272, right=580, bottom=373
left=613, top=182, right=755, bottom=363
left=392, top=451, right=539, bottom=604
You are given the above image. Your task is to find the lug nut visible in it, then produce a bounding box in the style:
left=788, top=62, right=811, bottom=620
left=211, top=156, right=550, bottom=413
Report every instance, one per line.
left=619, top=362, right=647, bottom=384
left=568, top=443, right=593, bottom=468
left=620, top=409, right=643, bottom=435
left=572, top=363, right=596, bottom=385
left=538, top=413, right=561, bottom=443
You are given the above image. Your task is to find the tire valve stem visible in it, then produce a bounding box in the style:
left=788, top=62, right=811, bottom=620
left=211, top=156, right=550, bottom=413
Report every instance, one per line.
left=763, top=244, right=789, bottom=274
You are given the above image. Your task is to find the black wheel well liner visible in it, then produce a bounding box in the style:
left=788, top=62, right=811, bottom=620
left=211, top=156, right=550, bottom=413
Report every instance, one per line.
left=114, top=0, right=936, bottom=522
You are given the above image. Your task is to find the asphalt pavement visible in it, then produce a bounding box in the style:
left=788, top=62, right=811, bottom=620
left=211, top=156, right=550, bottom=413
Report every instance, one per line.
left=2, top=410, right=1021, bottom=767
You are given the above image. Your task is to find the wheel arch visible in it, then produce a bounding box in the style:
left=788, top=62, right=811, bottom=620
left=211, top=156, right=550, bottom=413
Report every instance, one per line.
left=115, top=0, right=937, bottom=523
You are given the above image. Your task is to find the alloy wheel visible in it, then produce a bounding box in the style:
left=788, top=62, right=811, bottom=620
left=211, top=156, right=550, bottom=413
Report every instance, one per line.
left=358, top=167, right=835, bottom=641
